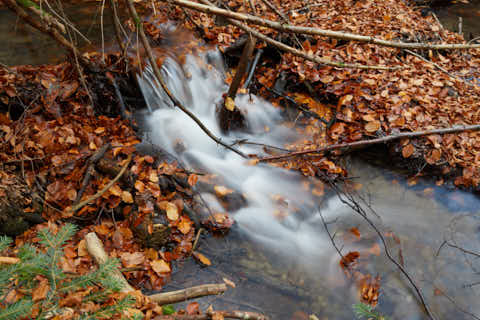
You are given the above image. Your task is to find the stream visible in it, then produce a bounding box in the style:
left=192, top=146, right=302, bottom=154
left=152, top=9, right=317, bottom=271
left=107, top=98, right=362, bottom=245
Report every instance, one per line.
left=2, top=2, right=480, bottom=319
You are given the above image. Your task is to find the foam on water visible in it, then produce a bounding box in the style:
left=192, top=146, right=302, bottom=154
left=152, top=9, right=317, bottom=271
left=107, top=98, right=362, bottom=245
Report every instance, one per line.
left=136, top=49, right=349, bottom=264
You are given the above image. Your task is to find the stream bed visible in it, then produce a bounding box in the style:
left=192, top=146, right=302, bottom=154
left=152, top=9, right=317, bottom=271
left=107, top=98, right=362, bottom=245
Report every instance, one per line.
left=1, top=2, right=480, bottom=319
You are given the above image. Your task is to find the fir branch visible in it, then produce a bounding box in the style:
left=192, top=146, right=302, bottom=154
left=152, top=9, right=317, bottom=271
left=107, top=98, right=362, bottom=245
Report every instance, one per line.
left=0, top=299, right=33, bottom=320
left=0, top=236, right=12, bottom=253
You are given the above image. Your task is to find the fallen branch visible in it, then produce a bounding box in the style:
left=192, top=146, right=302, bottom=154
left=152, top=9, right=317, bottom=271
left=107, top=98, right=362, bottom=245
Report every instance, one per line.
left=0, top=257, right=20, bottom=265
left=148, top=283, right=227, bottom=305
left=195, top=0, right=394, bottom=70
left=73, top=143, right=111, bottom=205
left=154, top=310, right=268, bottom=320
left=171, top=0, right=480, bottom=50
left=68, top=153, right=132, bottom=214
left=125, top=0, right=247, bottom=158
left=18, top=0, right=66, bottom=33
left=259, top=124, right=480, bottom=162
left=85, top=232, right=135, bottom=293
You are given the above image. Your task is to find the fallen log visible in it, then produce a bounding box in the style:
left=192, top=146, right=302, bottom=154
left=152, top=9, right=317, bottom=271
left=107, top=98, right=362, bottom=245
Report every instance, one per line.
left=258, top=124, right=480, bottom=162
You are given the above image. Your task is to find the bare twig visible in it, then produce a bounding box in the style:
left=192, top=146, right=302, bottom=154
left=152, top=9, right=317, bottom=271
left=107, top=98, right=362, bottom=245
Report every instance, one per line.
left=259, top=124, right=480, bottom=162
left=73, top=143, right=111, bottom=205
left=171, top=0, right=480, bottom=50
left=125, top=0, right=248, bottom=158
left=148, top=283, right=227, bottom=305
left=68, top=154, right=131, bottom=214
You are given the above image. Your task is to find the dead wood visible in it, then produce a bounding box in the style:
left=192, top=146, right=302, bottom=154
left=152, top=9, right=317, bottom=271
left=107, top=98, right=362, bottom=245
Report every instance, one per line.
left=74, top=143, right=111, bottom=205
left=171, top=0, right=480, bottom=50
left=125, top=0, right=248, bottom=159
left=68, top=154, right=132, bottom=214
left=259, top=124, right=480, bottom=162
left=194, top=0, right=395, bottom=70
left=85, top=232, right=136, bottom=293
left=154, top=310, right=269, bottom=319
left=149, top=283, right=227, bottom=305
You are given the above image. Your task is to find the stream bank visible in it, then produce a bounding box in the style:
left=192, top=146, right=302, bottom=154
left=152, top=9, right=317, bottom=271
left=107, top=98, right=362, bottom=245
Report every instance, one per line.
left=1, top=0, right=480, bottom=319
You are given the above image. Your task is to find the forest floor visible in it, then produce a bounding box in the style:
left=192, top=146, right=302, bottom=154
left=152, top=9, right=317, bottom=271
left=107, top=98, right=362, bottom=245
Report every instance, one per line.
left=1, top=0, right=480, bottom=319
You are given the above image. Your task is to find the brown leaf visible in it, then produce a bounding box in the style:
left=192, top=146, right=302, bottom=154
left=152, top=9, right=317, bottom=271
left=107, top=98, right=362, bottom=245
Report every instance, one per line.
left=214, top=185, right=234, bottom=197
left=151, top=259, right=171, bottom=274
left=166, top=202, right=179, bottom=221
left=178, top=217, right=192, bottom=234
left=193, top=252, right=211, bottom=266
left=365, top=121, right=380, bottom=133
left=186, top=302, right=200, bottom=315
left=122, top=191, right=134, bottom=203
left=188, top=174, right=198, bottom=186
left=32, top=276, right=50, bottom=302
left=402, top=144, right=415, bottom=158
left=121, top=252, right=145, bottom=267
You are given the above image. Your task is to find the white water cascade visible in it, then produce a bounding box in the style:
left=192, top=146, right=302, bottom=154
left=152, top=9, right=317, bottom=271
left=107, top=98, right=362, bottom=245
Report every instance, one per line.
left=136, top=49, right=353, bottom=269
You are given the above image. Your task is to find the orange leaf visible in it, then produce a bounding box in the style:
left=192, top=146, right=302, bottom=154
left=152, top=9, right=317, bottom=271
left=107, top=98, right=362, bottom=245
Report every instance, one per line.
left=350, top=227, right=361, bottom=238
left=193, top=252, right=211, bottom=266
left=365, top=121, right=380, bottom=133
left=188, top=174, right=198, bottom=187
left=214, top=185, right=234, bottom=197
left=151, top=259, right=171, bottom=274
left=32, top=276, right=50, bottom=302
left=178, top=217, right=192, bottom=234
left=402, top=144, right=415, bottom=158
left=186, top=302, right=200, bottom=315
left=166, top=202, right=179, bottom=221
left=122, top=191, right=134, bottom=203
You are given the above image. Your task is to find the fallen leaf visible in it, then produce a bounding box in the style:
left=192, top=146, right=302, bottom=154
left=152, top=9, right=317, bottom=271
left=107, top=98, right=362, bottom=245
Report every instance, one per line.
left=32, top=276, right=50, bottom=301
left=122, top=191, right=134, bottom=203
left=214, top=185, right=234, bottom=197
left=121, top=252, right=145, bottom=267
left=225, top=96, right=235, bottom=111
left=223, top=277, right=236, bottom=288
left=365, top=121, right=380, bottom=133
left=151, top=259, right=171, bottom=274
left=402, top=144, right=415, bottom=158
left=166, top=202, right=179, bottom=221
left=193, top=252, right=211, bottom=266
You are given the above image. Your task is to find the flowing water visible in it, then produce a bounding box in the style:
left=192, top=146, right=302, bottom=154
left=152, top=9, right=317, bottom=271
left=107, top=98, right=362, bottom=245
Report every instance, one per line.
left=136, top=47, right=480, bottom=319
left=2, top=2, right=480, bottom=319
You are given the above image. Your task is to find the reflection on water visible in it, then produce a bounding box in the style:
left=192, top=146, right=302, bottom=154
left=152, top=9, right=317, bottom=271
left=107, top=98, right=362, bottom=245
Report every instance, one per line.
left=137, top=44, right=480, bottom=319
left=0, top=3, right=118, bottom=66
left=433, top=0, right=480, bottom=39
left=162, top=159, right=480, bottom=320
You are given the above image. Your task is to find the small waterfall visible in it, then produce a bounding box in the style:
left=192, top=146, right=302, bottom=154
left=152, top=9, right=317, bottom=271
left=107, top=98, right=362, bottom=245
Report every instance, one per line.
left=136, top=48, right=352, bottom=267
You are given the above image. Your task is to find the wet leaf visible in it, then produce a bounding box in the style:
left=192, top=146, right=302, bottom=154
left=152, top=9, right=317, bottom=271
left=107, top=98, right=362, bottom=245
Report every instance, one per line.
left=151, top=259, right=171, bottom=274
left=365, top=121, right=380, bottom=133
left=225, top=96, right=235, bottom=111
left=402, top=144, right=415, bottom=158
left=166, top=202, right=179, bottom=221
left=122, top=191, right=134, bottom=203
left=193, top=252, right=211, bottom=266
left=214, top=185, right=234, bottom=197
